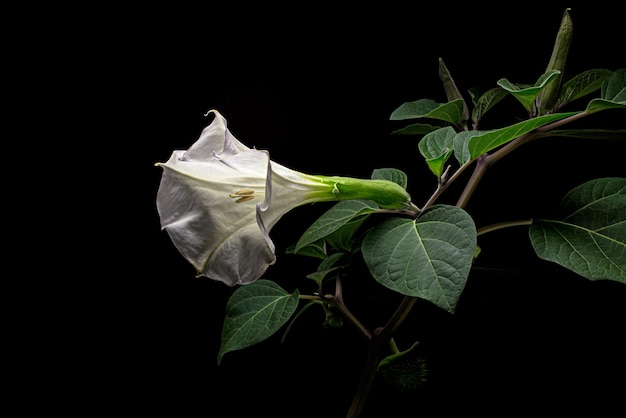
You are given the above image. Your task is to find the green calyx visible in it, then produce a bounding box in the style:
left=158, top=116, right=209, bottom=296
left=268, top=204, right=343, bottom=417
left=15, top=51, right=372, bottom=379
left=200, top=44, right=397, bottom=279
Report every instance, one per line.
left=320, top=176, right=413, bottom=210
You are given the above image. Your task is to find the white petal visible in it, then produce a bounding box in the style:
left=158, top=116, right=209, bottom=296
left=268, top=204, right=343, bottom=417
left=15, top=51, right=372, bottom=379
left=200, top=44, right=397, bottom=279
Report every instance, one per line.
left=157, top=138, right=278, bottom=285
left=157, top=166, right=261, bottom=268
left=204, top=223, right=276, bottom=286
left=183, top=110, right=249, bottom=161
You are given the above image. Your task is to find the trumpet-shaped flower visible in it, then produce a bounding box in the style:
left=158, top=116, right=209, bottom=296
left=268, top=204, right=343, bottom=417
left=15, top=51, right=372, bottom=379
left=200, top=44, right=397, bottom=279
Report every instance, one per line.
left=156, top=110, right=414, bottom=286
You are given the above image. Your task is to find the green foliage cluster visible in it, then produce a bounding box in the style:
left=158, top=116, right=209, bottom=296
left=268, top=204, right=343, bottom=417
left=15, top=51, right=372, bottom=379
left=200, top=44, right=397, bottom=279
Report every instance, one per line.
left=214, top=9, right=624, bottom=417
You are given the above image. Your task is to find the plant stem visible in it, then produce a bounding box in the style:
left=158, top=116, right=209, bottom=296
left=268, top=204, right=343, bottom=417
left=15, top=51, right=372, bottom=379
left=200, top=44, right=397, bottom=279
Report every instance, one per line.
left=477, top=219, right=533, bottom=236
left=298, top=293, right=372, bottom=340
left=456, top=154, right=489, bottom=208
left=334, top=273, right=373, bottom=340
left=346, top=296, right=417, bottom=418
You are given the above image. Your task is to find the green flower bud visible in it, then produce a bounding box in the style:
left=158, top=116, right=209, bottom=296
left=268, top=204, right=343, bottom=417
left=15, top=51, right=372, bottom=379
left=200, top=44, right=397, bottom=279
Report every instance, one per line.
left=538, top=8, right=573, bottom=115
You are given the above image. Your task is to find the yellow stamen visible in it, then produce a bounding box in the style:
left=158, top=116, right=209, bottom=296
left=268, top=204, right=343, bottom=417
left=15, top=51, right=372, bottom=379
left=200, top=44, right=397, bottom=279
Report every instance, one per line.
left=229, top=189, right=255, bottom=198
left=234, top=195, right=254, bottom=203
left=229, top=189, right=256, bottom=203
left=235, top=189, right=255, bottom=195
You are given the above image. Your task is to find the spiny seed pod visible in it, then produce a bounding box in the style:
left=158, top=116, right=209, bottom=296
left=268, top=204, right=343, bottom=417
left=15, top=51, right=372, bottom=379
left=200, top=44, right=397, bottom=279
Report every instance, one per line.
left=378, top=341, right=428, bottom=392
left=538, top=8, right=573, bottom=115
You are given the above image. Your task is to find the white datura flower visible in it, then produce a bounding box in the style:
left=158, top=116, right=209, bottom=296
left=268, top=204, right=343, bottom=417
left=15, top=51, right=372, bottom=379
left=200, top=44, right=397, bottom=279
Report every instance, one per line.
left=156, top=109, right=414, bottom=286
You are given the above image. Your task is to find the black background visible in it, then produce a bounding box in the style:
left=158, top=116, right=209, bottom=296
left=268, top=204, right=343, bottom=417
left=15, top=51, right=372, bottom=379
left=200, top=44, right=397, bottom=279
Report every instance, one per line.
left=41, top=2, right=626, bottom=417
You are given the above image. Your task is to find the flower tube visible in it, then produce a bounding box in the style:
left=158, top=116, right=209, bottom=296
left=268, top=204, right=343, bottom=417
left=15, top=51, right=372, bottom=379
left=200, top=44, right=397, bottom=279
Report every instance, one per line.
left=156, top=110, right=414, bottom=286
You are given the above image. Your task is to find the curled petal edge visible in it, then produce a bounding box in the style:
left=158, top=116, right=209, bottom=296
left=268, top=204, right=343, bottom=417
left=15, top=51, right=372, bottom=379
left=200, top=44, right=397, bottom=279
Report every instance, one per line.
left=256, top=151, right=276, bottom=257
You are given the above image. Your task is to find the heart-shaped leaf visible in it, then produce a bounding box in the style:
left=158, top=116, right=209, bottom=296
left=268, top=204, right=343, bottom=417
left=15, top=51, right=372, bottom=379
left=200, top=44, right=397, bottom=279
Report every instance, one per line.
left=218, top=280, right=299, bottom=364
left=529, top=177, right=626, bottom=283
left=362, top=205, right=477, bottom=313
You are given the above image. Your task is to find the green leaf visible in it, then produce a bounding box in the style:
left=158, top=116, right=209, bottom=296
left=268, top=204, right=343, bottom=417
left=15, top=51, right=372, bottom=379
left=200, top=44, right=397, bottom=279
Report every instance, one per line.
left=471, top=87, right=508, bottom=127
left=305, top=252, right=347, bottom=284
left=556, top=69, right=612, bottom=108
left=390, top=98, right=465, bottom=127
left=317, top=252, right=348, bottom=271
left=391, top=123, right=440, bottom=136
left=294, top=200, right=378, bottom=253
left=586, top=99, right=626, bottom=111
left=587, top=68, right=626, bottom=111
left=418, top=126, right=456, bottom=178
left=602, top=68, right=626, bottom=101
left=286, top=239, right=327, bottom=259
left=497, top=70, right=561, bottom=113
left=324, top=218, right=366, bottom=252
left=453, top=130, right=481, bottom=165
left=461, top=111, right=578, bottom=163
left=218, top=280, right=299, bottom=364
left=362, top=205, right=477, bottom=313
left=372, top=168, right=408, bottom=189
left=390, top=99, right=439, bottom=120
left=529, top=177, right=626, bottom=284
